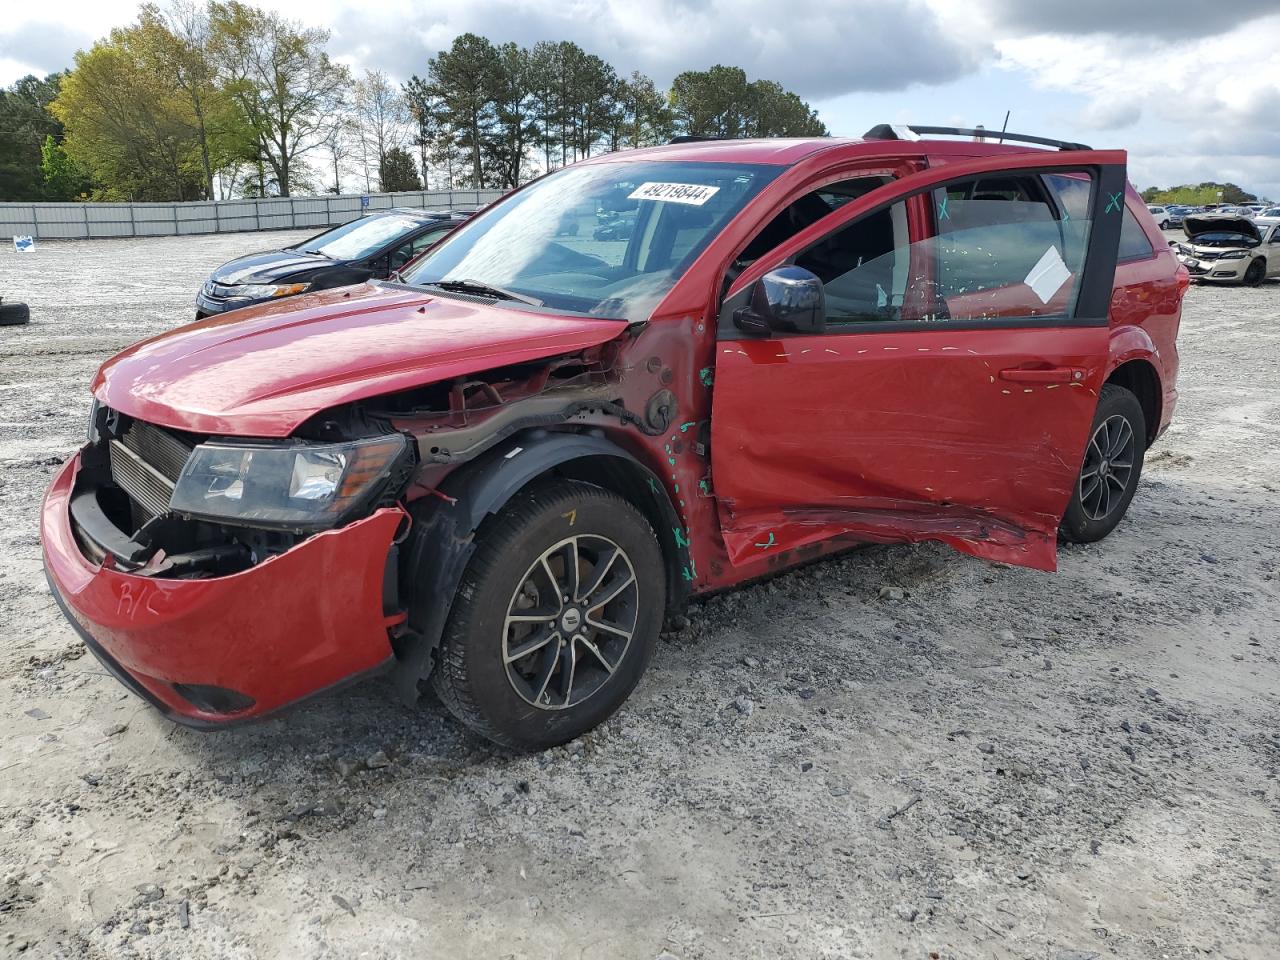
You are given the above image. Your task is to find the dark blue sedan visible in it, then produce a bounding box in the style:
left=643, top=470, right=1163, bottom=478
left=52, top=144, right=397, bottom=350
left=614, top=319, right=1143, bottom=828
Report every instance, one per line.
left=195, top=209, right=472, bottom=318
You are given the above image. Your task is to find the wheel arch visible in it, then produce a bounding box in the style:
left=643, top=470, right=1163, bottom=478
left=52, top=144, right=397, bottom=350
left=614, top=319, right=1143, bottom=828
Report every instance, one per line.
left=1105, top=356, right=1162, bottom=447
left=390, top=428, right=689, bottom=705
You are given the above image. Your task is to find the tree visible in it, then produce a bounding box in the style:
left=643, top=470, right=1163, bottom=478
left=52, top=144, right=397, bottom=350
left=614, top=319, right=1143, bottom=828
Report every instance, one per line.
left=403, top=74, right=444, bottom=188
left=0, top=74, right=65, bottom=200
left=749, top=80, right=827, bottom=137
left=563, top=48, right=618, bottom=161
left=485, top=42, right=538, bottom=188
left=1142, top=182, right=1258, bottom=205
left=319, top=114, right=359, bottom=193
left=40, top=135, right=91, bottom=199
left=379, top=146, right=421, bottom=192
left=426, top=33, right=502, bottom=188
left=669, top=65, right=827, bottom=139
left=609, top=71, right=672, bottom=151
left=209, top=0, right=350, bottom=196
left=527, top=41, right=565, bottom=172
left=51, top=29, right=206, bottom=200
left=354, top=69, right=410, bottom=185
left=140, top=2, right=223, bottom=199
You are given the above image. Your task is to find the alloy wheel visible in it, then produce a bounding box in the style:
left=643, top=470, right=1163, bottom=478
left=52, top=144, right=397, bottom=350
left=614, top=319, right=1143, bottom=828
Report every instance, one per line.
left=1079, top=414, right=1136, bottom=522
left=502, top=535, right=639, bottom=710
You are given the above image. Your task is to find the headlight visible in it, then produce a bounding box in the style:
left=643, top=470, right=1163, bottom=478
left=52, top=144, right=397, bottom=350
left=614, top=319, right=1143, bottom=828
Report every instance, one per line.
left=231, top=282, right=311, bottom=299
left=169, top=434, right=410, bottom=530
left=1218, top=251, right=1248, bottom=260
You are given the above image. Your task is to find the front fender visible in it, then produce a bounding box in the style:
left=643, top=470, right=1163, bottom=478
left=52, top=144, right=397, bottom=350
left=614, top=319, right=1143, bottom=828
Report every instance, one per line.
left=390, top=429, right=687, bottom=704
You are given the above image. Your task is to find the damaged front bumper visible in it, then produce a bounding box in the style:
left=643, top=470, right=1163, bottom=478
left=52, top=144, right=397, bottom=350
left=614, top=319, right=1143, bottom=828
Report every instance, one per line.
left=41, top=453, right=406, bottom=727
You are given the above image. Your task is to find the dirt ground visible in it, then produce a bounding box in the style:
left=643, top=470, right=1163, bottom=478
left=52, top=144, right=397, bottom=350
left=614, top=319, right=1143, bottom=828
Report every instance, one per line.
left=0, top=231, right=1277, bottom=960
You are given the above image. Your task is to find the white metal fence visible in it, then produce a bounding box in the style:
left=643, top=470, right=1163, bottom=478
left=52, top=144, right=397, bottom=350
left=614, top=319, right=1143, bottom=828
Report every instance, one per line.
left=0, top=189, right=508, bottom=240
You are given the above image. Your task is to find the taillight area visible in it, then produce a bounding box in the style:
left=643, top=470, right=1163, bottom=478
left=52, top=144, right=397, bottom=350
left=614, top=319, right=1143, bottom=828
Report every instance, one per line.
left=1176, top=263, right=1191, bottom=296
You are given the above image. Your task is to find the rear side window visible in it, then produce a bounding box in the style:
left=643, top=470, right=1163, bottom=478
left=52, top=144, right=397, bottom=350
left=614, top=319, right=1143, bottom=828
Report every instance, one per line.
left=1118, top=208, right=1155, bottom=261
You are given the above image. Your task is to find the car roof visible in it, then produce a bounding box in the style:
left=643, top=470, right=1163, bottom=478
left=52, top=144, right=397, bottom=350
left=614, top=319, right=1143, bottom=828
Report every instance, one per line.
left=385, top=207, right=468, bottom=221
left=579, top=136, right=1071, bottom=167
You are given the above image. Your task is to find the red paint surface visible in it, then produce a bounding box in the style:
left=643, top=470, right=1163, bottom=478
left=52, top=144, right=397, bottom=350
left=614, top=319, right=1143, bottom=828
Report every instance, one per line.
left=50, top=136, right=1186, bottom=717
left=41, top=454, right=403, bottom=722
left=92, top=283, right=626, bottom=437
left=710, top=327, right=1107, bottom=572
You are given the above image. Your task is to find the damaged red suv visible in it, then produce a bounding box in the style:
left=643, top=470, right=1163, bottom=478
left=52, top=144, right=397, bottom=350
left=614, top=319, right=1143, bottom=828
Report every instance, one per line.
left=42, top=126, right=1186, bottom=748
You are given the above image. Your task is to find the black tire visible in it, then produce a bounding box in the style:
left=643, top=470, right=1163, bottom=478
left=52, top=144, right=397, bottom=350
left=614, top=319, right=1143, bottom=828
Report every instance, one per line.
left=1243, top=259, right=1266, bottom=286
left=1060, top=384, right=1146, bottom=544
left=0, top=301, right=30, bottom=326
left=1160, top=220, right=1170, bottom=230
left=430, top=479, right=666, bottom=750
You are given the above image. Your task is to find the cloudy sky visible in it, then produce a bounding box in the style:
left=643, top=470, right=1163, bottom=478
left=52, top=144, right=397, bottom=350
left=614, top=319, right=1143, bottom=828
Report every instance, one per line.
left=3, top=0, right=1279, bottom=198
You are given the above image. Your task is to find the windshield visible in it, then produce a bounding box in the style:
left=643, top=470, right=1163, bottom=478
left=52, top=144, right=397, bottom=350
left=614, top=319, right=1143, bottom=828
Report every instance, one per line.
left=402, top=160, right=781, bottom=319
left=296, top=214, right=427, bottom=261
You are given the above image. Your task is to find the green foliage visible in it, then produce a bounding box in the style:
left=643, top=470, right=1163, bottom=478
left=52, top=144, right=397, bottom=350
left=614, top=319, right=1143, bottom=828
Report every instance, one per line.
left=52, top=29, right=209, bottom=200
left=1141, top=182, right=1258, bottom=205
left=40, top=135, right=91, bottom=200
left=378, top=147, right=421, bottom=192
left=0, top=74, right=69, bottom=201
left=669, top=65, right=827, bottom=138
left=35, top=9, right=827, bottom=199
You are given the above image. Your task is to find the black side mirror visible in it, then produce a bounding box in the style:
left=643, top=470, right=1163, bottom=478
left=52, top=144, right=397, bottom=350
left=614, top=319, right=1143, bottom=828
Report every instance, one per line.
left=733, top=266, right=826, bottom=336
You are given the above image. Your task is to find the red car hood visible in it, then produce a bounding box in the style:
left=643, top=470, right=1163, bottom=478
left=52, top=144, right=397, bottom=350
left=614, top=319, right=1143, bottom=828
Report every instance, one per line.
left=92, top=283, right=627, bottom=436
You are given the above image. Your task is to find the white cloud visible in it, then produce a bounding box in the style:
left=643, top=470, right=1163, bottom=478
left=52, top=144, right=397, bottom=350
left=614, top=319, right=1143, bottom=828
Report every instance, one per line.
left=2, top=0, right=1278, bottom=196
left=327, top=0, right=989, bottom=97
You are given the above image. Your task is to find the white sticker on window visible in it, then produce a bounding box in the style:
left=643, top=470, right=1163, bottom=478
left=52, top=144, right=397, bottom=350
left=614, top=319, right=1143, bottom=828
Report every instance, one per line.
left=627, top=182, right=720, bottom=206
left=1024, top=245, right=1071, bottom=304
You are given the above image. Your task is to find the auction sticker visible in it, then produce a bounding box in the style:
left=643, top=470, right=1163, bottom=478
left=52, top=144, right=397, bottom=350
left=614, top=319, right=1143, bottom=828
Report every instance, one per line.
left=627, top=182, right=720, bottom=206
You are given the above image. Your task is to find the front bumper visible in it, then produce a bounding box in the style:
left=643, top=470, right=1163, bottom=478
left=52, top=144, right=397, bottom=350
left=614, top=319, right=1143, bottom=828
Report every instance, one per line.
left=194, top=288, right=276, bottom=317
left=41, top=453, right=405, bottom=727
left=1176, top=253, right=1248, bottom=282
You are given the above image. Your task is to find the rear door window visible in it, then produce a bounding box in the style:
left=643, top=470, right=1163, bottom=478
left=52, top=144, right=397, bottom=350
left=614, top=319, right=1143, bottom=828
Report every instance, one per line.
left=926, top=173, right=1093, bottom=318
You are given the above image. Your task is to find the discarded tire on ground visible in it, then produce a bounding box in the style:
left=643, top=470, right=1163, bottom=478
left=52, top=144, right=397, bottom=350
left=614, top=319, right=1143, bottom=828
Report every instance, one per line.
left=0, top=301, right=30, bottom=326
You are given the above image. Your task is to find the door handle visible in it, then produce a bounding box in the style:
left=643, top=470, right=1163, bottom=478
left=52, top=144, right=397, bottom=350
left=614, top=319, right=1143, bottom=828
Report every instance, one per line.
left=998, top=366, right=1081, bottom=383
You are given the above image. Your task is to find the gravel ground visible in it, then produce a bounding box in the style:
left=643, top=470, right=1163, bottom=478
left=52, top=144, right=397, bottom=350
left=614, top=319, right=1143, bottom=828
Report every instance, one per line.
left=0, top=231, right=1277, bottom=960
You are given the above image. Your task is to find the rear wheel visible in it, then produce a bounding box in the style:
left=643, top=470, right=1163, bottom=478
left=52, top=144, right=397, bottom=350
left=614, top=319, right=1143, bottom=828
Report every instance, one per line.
left=430, top=480, right=665, bottom=750
left=1243, top=258, right=1266, bottom=286
left=1160, top=219, right=1170, bottom=230
left=1060, top=384, right=1146, bottom=544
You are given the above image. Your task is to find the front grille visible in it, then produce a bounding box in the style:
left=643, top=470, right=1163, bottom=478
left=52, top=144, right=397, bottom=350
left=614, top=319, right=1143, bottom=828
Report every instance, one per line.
left=108, top=419, right=195, bottom=523
left=121, top=419, right=192, bottom=482
left=110, top=441, right=176, bottom=521
left=204, top=281, right=240, bottom=300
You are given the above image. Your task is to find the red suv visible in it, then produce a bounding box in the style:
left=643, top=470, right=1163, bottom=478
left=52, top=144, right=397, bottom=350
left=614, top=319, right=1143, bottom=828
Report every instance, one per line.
left=42, top=126, right=1186, bottom=748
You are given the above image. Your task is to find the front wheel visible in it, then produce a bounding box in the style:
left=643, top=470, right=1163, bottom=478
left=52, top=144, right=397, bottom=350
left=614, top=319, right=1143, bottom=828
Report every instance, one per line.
left=1243, top=258, right=1266, bottom=286
left=1060, top=384, right=1146, bottom=544
left=1160, top=219, right=1170, bottom=230
left=430, top=480, right=666, bottom=750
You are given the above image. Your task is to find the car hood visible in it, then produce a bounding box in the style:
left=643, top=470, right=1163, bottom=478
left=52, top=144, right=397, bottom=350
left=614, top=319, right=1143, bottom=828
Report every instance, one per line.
left=1182, top=214, right=1259, bottom=242
left=210, top=248, right=335, bottom=284
left=92, top=283, right=628, bottom=437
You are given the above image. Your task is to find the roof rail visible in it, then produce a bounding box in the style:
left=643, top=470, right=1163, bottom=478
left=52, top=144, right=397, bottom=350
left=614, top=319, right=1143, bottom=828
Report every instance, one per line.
left=862, top=124, right=1091, bottom=152
left=668, top=135, right=722, bottom=144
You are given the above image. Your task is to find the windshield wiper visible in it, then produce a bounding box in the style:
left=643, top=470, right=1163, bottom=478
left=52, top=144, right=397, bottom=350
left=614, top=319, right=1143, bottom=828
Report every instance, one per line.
left=426, top=279, right=544, bottom=307
left=300, top=248, right=334, bottom=259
